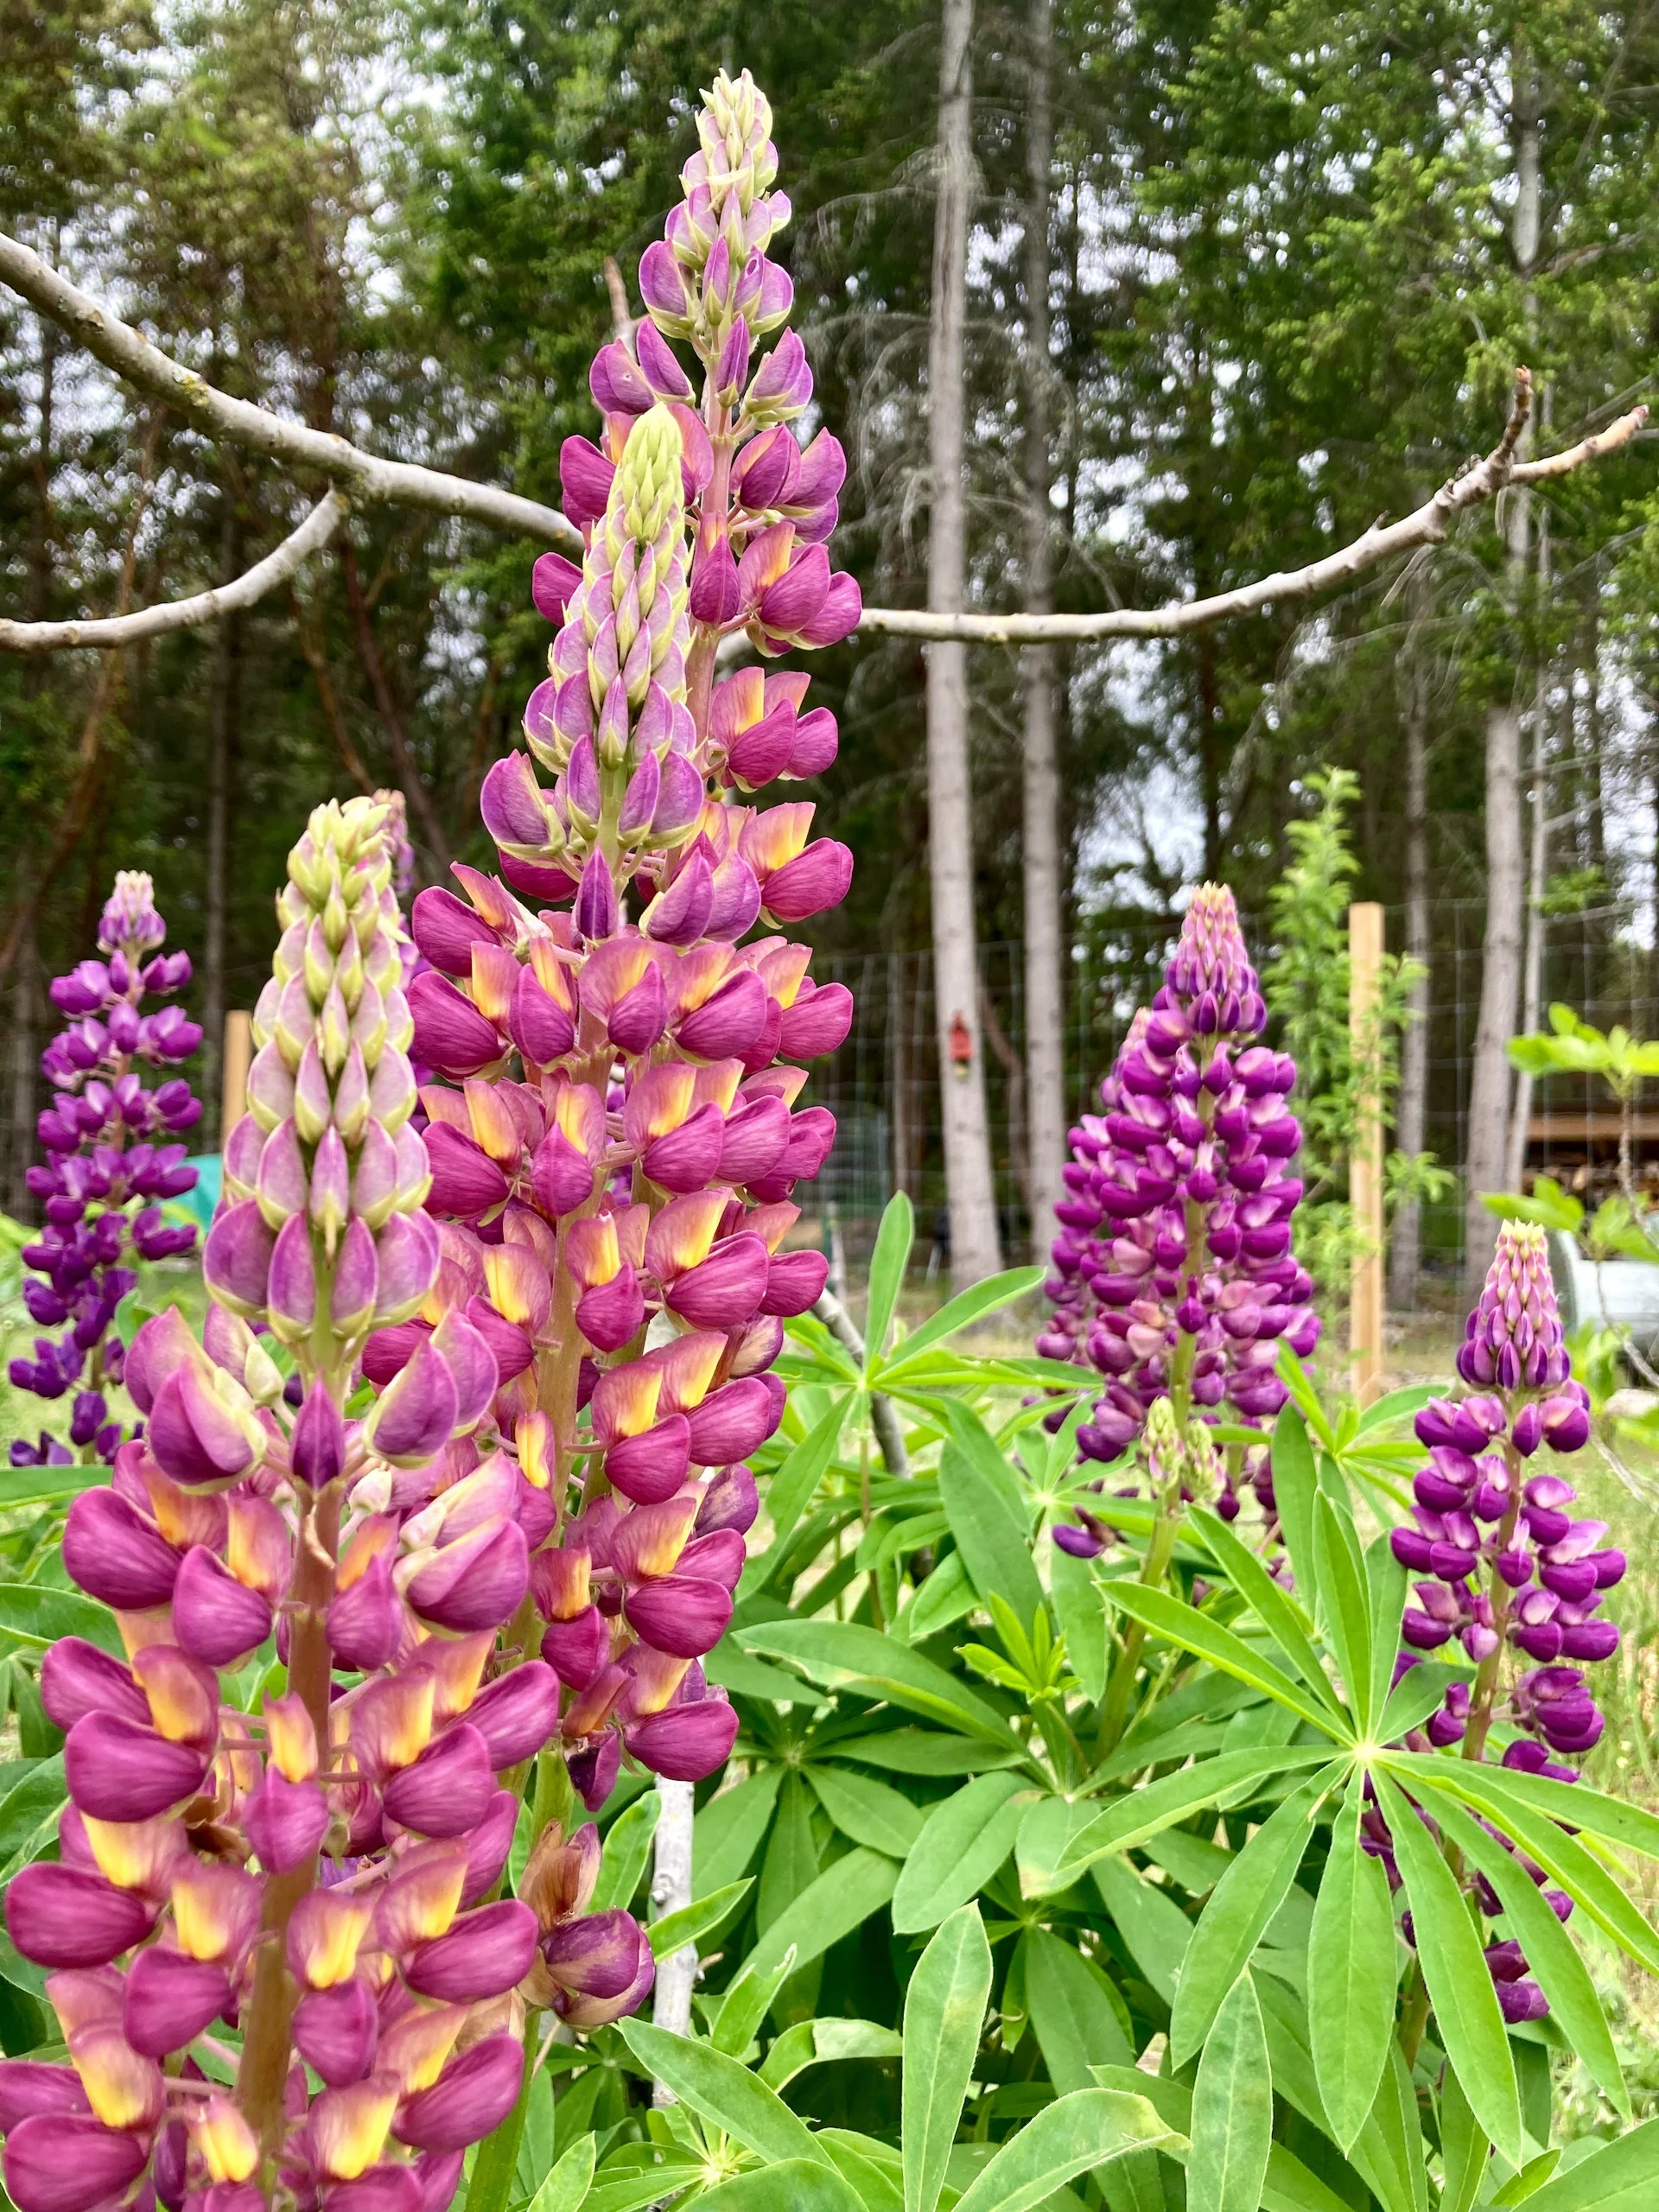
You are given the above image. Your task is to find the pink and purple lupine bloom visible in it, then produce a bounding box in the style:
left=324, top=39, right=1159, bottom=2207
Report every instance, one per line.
left=397, top=67, right=855, bottom=1803
left=1384, top=1219, right=1619, bottom=2024
left=1039, top=885, right=1319, bottom=1475
left=10, top=872, right=201, bottom=1465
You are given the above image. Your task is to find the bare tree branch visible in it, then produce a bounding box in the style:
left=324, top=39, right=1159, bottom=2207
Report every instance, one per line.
left=0, top=232, right=578, bottom=549
left=0, top=492, right=347, bottom=653
left=855, top=376, right=1649, bottom=643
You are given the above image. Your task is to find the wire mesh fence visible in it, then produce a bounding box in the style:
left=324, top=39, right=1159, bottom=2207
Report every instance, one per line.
left=806, top=900, right=1659, bottom=1280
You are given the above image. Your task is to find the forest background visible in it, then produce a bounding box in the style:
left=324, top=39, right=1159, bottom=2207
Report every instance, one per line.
left=7, top=0, right=1659, bottom=1302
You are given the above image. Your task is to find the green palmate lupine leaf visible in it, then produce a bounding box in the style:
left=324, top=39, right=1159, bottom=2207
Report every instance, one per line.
left=0, top=1465, right=101, bottom=1513
left=937, top=1399, right=1033, bottom=1523
left=1024, top=1927, right=1135, bottom=2090
left=863, top=1192, right=914, bottom=1362
left=590, top=1789, right=659, bottom=1913
left=705, top=1643, right=830, bottom=1707
left=0, top=1756, right=66, bottom=1874
left=743, top=1847, right=899, bottom=1981
left=1311, top=1491, right=1374, bottom=1732
left=1269, top=1404, right=1321, bottom=1594
left=1429, top=1795, right=1629, bottom=2120
left=1372, top=2044, right=1430, bottom=2212
left=1189, top=1972, right=1273, bottom=2212
left=0, top=1584, right=121, bottom=1656
left=898, top=1552, right=978, bottom=1644
left=1090, top=2069, right=1353, bottom=2212
left=1054, top=1748, right=1336, bottom=1886
left=736, top=1621, right=1016, bottom=1746
left=1091, top=1857, right=1194, bottom=2005
left=691, top=2161, right=863, bottom=2212
left=1307, top=1773, right=1401, bottom=2153
left=1372, top=1773, right=1522, bottom=2168
left=741, top=1399, right=849, bottom=1592
left=936, top=1437, right=1045, bottom=1630
left=830, top=1729, right=1023, bottom=1776
left=874, top=1266, right=1045, bottom=1380
left=1015, top=1796, right=1096, bottom=1900
left=902, top=1904, right=993, bottom=2212
left=525, top=2135, right=594, bottom=2212
left=584, top=2154, right=705, bottom=2212
left=823, top=2134, right=905, bottom=2212
left=646, top=1878, right=752, bottom=1961
left=1255, top=1976, right=1416, bottom=2212
left=1168, top=1772, right=1332, bottom=2068
left=808, top=1764, right=926, bottom=1859
left=1376, top=1662, right=1471, bottom=1746
left=948, top=2089, right=1184, bottom=2212
left=1364, top=1535, right=1408, bottom=1728
left=618, top=2021, right=834, bottom=2170
left=892, top=1771, right=1025, bottom=1933
left=1382, top=1757, right=1659, bottom=1974
left=1188, top=1508, right=1340, bottom=1716
left=760, top=2018, right=905, bottom=2092
left=713, top=1948, right=802, bottom=2056
left=1353, top=1386, right=1438, bottom=1436
left=695, top=1766, right=782, bottom=1897
left=1517, top=2120, right=1659, bottom=2210
left=1439, top=2065, right=1490, bottom=2212
left=759, top=1771, right=820, bottom=1933
left=1409, top=1751, right=1659, bottom=1865
left=1100, top=1584, right=1347, bottom=1738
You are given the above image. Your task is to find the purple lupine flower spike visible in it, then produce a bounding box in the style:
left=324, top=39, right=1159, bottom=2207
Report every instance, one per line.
left=1385, top=1219, right=1618, bottom=2024
left=1039, top=887, right=1318, bottom=1497
left=10, top=872, right=201, bottom=1465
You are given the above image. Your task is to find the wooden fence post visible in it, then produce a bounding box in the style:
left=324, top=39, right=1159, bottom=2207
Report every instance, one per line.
left=1349, top=902, right=1386, bottom=1403
left=220, top=1011, right=251, bottom=1154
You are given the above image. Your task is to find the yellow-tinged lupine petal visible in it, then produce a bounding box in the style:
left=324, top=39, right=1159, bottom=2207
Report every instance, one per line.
left=525, top=938, right=578, bottom=1012
left=171, top=1864, right=261, bottom=1963
left=611, top=1493, right=699, bottom=1581
left=351, top=1671, right=436, bottom=1774
left=754, top=942, right=813, bottom=1008
left=192, top=2094, right=261, bottom=2183
left=590, top=1360, right=664, bottom=1444
left=336, top=1512, right=399, bottom=1593
left=551, top=1081, right=607, bottom=1154
left=132, top=1645, right=218, bottom=1747
left=469, top=943, right=519, bottom=1027
left=481, top=1242, right=549, bottom=1329
left=226, top=1495, right=291, bottom=1596
left=464, top=1079, right=522, bottom=1167
left=622, top=1645, right=691, bottom=1716
left=632, top=1063, right=697, bottom=1141
left=374, top=2004, right=467, bottom=2094
left=416, top=1629, right=494, bottom=1723
left=289, top=1890, right=375, bottom=1989
left=645, top=1191, right=726, bottom=1281
left=70, top=2024, right=162, bottom=2131
left=740, top=801, right=813, bottom=874
left=664, top=943, right=735, bottom=1015
left=649, top=1331, right=727, bottom=1414
left=516, top=1410, right=557, bottom=1491
left=563, top=1213, right=620, bottom=1292
left=310, top=2079, right=400, bottom=2180
left=692, top=1059, right=745, bottom=1113
left=376, top=1844, right=469, bottom=1953
left=79, top=1813, right=187, bottom=1893
left=264, top=1690, right=319, bottom=1782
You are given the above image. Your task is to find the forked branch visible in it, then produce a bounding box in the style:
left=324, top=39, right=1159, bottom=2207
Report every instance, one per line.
left=858, top=373, right=1649, bottom=643
left=0, top=491, right=347, bottom=653
left=0, top=231, right=577, bottom=550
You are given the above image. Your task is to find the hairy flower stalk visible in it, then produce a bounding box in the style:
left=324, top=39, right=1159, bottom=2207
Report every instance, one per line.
left=10, top=872, right=201, bottom=1465
left=405, top=67, right=855, bottom=1819
left=1382, top=1220, right=1617, bottom=2027
left=0, top=802, right=645, bottom=2212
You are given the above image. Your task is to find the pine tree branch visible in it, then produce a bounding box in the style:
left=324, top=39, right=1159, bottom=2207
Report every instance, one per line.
left=0, top=231, right=578, bottom=548
left=0, top=492, right=347, bottom=652
left=855, top=375, right=1648, bottom=642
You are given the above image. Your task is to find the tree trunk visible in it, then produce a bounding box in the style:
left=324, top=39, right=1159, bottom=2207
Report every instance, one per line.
left=340, top=541, right=452, bottom=875
left=1505, top=501, right=1552, bottom=1193
left=890, top=951, right=912, bottom=1200
left=1389, top=583, right=1432, bottom=1311
left=201, top=481, right=244, bottom=1142
left=1463, top=50, right=1539, bottom=1306
left=5, top=933, right=39, bottom=1220
left=925, top=0, right=1001, bottom=1287
left=1020, top=0, right=1065, bottom=1274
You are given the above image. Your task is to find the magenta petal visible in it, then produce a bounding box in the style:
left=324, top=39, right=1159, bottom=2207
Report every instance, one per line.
left=761, top=1249, right=830, bottom=1317
left=409, top=971, right=504, bottom=1080
left=575, top=1268, right=645, bottom=1354
left=761, top=839, right=854, bottom=923
left=405, top=1521, right=529, bottom=1634
left=683, top=1379, right=779, bottom=1466
left=172, top=1546, right=273, bottom=1668
left=778, top=982, right=853, bottom=1058
left=0, top=2063, right=90, bottom=2132
left=531, top=553, right=582, bottom=625
left=122, top=1946, right=232, bottom=2058
left=641, top=855, right=715, bottom=946
left=539, top=1908, right=649, bottom=1999
left=245, top=1772, right=330, bottom=1872
left=392, top=2034, right=523, bottom=2154
left=676, top=971, right=768, bottom=1059
left=507, top=969, right=575, bottom=1065
left=461, top=1790, right=521, bottom=1907
left=466, top=1663, right=562, bottom=1768
left=62, top=1490, right=180, bottom=1610
left=624, top=1699, right=738, bottom=1782
left=202, top=1199, right=276, bottom=1316
left=3, top=1863, right=155, bottom=1968
left=623, top=1576, right=732, bottom=1660
left=268, top=1211, right=320, bottom=1338
left=411, top=889, right=499, bottom=978
left=65, top=1712, right=207, bottom=1821
left=372, top=1211, right=442, bottom=1327
left=3, top=2113, right=149, bottom=2212
left=327, top=1554, right=403, bottom=1672
left=404, top=1901, right=539, bottom=2002
left=149, top=1364, right=257, bottom=1487
left=429, top=1311, right=500, bottom=1432
left=381, top=1725, right=497, bottom=1839
left=666, top=1233, right=771, bottom=1330
left=41, top=1638, right=149, bottom=1733
left=295, top=1979, right=379, bottom=2088
left=367, top=1338, right=461, bottom=1465
left=124, top=1307, right=199, bottom=1416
